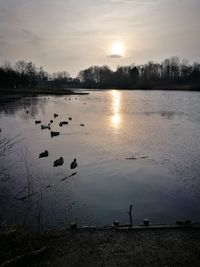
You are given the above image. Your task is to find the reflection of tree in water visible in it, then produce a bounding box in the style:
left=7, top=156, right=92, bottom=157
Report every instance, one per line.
left=160, top=111, right=175, bottom=119
left=144, top=111, right=176, bottom=120
left=66, top=198, right=96, bottom=226
left=0, top=97, right=48, bottom=119
left=0, top=134, right=21, bottom=224
left=0, top=135, right=95, bottom=230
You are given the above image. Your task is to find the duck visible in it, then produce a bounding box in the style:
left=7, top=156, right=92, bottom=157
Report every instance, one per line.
left=61, top=121, right=68, bottom=125
left=41, top=123, right=51, bottom=130
left=54, top=113, right=58, bottom=118
left=70, top=158, right=78, bottom=169
left=35, top=120, right=41, bottom=124
left=54, top=157, right=64, bottom=167
left=59, top=121, right=68, bottom=127
left=50, top=131, right=60, bottom=137
left=39, top=150, right=49, bottom=158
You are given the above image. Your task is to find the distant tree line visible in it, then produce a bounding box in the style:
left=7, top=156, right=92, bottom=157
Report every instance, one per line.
left=77, top=57, right=200, bottom=89
left=0, top=61, right=49, bottom=89
left=0, top=57, right=200, bottom=90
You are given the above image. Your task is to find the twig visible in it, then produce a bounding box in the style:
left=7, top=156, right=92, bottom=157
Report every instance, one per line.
left=128, top=205, right=133, bottom=227
left=60, top=172, right=77, bottom=181
left=16, top=192, right=38, bottom=201
left=126, top=156, right=148, bottom=160
left=0, top=246, right=46, bottom=267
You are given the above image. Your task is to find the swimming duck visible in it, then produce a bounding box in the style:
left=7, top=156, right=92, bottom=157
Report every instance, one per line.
left=41, top=124, right=51, bottom=130
left=54, top=157, right=64, bottom=167
left=70, top=158, right=78, bottom=169
left=50, top=131, right=60, bottom=137
left=61, top=121, right=68, bottom=125
left=39, top=150, right=49, bottom=158
left=59, top=121, right=68, bottom=127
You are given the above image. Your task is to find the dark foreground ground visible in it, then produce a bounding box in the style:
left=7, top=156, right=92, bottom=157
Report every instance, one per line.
left=1, top=227, right=200, bottom=267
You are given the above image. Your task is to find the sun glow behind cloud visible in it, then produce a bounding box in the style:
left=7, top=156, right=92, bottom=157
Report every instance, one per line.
left=0, top=0, right=200, bottom=76
left=112, top=42, right=124, bottom=56
left=109, top=42, right=124, bottom=58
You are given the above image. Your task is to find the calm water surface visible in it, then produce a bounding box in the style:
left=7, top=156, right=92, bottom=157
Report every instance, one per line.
left=0, top=90, right=200, bottom=230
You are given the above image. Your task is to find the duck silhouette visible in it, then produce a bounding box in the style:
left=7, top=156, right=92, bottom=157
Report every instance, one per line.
left=41, top=124, right=51, bottom=130
left=50, top=131, right=60, bottom=138
left=70, top=158, right=78, bottom=169
left=39, top=150, right=49, bottom=158
left=54, top=157, right=64, bottom=167
left=59, top=121, right=68, bottom=127
left=61, top=121, right=68, bottom=125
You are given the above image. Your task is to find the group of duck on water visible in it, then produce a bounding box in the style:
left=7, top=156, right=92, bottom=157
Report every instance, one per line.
left=35, top=113, right=79, bottom=169
left=35, top=113, right=84, bottom=138
left=39, top=151, right=77, bottom=169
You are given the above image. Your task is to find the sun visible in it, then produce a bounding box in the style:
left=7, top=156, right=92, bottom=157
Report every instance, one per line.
left=111, top=42, right=124, bottom=57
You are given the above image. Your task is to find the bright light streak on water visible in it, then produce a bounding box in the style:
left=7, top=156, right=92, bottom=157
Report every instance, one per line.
left=111, top=90, right=121, bottom=129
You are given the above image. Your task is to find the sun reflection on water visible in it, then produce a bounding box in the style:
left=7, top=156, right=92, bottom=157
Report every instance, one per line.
left=111, top=90, right=121, bottom=128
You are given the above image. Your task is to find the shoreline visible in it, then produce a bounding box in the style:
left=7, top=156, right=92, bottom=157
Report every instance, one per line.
left=0, top=88, right=89, bottom=97
left=1, top=224, right=200, bottom=266
left=0, top=86, right=200, bottom=96
left=0, top=88, right=89, bottom=106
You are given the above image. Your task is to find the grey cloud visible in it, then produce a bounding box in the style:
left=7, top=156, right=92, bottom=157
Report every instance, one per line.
left=108, top=54, right=122, bottom=58
left=0, top=34, right=7, bottom=46
left=110, top=0, right=159, bottom=4
left=0, top=34, right=6, bottom=40
left=41, top=52, right=47, bottom=57
left=21, top=29, right=43, bottom=46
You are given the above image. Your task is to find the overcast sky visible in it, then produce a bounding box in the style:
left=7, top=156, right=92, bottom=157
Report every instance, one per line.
left=0, top=0, right=200, bottom=76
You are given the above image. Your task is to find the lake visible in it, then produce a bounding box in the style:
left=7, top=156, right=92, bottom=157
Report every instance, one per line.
left=0, top=90, right=200, bottom=230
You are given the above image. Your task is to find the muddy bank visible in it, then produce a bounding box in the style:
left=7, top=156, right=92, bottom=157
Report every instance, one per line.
left=0, top=88, right=88, bottom=108
left=0, top=88, right=88, bottom=103
left=1, top=226, right=200, bottom=267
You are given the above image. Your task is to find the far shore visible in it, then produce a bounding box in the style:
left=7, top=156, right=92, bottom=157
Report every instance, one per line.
left=0, top=83, right=200, bottom=98
left=0, top=86, right=199, bottom=107
left=0, top=88, right=89, bottom=96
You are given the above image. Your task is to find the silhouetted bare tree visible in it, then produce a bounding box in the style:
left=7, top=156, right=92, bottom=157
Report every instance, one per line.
left=0, top=57, right=200, bottom=90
